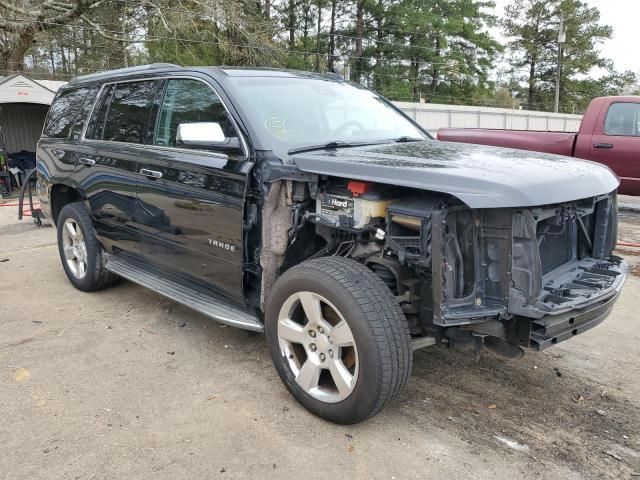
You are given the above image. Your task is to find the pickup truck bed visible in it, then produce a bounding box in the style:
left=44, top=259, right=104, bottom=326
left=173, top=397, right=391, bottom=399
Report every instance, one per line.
left=438, top=96, right=640, bottom=196
left=437, top=129, right=577, bottom=157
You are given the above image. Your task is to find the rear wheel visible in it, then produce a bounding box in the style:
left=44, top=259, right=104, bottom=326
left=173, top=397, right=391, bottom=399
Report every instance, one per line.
left=265, top=257, right=412, bottom=424
left=56, top=202, right=118, bottom=292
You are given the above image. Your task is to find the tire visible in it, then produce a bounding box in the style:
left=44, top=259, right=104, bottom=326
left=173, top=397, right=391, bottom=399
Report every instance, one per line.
left=265, top=257, right=413, bottom=424
left=56, top=201, right=118, bottom=292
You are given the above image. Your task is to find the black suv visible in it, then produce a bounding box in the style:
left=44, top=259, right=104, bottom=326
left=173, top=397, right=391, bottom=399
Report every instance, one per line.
left=38, top=64, right=626, bottom=424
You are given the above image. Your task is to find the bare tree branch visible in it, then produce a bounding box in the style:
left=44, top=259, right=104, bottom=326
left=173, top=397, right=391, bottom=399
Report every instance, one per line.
left=80, top=14, right=125, bottom=41
left=0, top=0, right=104, bottom=73
left=0, top=0, right=33, bottom=16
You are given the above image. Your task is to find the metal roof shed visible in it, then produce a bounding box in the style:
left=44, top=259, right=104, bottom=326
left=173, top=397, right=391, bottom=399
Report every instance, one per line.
left=0, top=74, right=66, bottom=153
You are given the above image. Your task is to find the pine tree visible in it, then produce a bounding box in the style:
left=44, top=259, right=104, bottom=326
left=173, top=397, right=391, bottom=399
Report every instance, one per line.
left=502, top=0, right=625, bottom=112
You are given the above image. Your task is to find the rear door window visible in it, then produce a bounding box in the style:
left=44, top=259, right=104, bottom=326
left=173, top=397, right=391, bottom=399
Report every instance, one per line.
left=604, top=102, right=640, bottom=136
left=88, top=80, right=158, bottom=144
left=43, top=87, right=91, bottom=138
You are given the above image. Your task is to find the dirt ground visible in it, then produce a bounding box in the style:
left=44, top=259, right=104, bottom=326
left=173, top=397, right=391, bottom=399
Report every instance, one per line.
left=1, top=203, right=640, bottom=480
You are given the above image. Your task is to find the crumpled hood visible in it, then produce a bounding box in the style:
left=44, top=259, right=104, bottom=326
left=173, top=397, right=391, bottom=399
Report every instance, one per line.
left=292, top=140, right=619, bottom=208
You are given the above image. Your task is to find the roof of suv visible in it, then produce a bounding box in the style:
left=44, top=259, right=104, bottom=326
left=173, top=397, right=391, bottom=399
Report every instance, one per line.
left=68, top=63, right=344, bottom=86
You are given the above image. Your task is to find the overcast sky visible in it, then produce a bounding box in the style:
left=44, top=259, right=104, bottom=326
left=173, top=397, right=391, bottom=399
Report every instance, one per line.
left=492, top=0, right=640, bottom=74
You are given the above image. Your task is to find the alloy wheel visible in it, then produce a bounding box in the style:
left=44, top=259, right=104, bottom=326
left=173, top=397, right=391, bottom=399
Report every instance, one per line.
left=277, top=291, right=359, bottom=403
left=61, top=218, right=88, bottom=279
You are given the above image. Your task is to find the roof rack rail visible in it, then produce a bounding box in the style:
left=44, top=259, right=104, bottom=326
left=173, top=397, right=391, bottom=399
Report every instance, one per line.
left=70, top=63, right=180, bottom=83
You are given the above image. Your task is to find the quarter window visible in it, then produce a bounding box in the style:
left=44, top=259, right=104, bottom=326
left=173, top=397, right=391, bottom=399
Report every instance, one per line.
left=154, top=79, right=240, bottom=155
left=88, top=80, right=157, bottom=143
left=70, top=86, right=99, bottom=140
left=43, top=87, right=91, bottom=138
left=604, top=102, right=640, bottom=136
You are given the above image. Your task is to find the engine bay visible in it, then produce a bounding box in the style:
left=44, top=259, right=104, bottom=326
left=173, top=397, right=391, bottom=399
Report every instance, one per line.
left=270, top=175, right=625, bottom=353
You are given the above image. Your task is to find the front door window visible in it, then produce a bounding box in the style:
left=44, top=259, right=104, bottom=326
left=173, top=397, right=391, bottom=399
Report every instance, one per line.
left=154, top=79, right=243, bottom=160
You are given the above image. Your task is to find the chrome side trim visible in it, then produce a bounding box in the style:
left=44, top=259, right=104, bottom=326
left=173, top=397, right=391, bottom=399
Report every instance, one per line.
left=142, top=143, right=229, bottom=161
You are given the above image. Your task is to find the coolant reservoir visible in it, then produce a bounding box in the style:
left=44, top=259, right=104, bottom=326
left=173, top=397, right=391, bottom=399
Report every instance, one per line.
left=316, top=182, right=400, bottom=229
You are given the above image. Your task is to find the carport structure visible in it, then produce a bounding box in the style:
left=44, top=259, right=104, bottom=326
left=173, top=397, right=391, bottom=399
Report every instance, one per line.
left=0, top=74, right=66, bottom=153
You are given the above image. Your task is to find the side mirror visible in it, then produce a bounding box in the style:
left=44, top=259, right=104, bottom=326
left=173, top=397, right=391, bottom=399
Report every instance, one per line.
left=176, top=122, right=226, bottom=147
left=175, top=123, right=242, bottom=155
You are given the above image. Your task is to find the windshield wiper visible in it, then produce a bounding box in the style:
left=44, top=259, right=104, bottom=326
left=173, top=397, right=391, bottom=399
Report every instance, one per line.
left=288, top=140, right=382, bottom=155
left=392, top=136, right=424, bottom=143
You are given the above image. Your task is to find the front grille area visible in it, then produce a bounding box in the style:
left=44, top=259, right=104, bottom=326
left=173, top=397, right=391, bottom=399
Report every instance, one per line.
left=537, top=216, right=574, bottom=275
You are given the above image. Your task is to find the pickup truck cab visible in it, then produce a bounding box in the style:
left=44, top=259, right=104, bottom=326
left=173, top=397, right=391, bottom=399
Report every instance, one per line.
left=38, top=64, right=626, bottom=424
left=438, top=96, right=640, bottom=195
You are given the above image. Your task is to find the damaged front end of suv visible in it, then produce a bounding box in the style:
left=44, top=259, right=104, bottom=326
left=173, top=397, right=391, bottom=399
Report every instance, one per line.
left=263, top=140, right=627, bottom=359
left=389, top=190, right=625, bottom=356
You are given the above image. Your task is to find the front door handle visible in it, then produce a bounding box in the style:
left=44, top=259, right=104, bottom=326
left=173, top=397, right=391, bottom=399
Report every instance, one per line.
left=78, top=157, right=95, bottom=166
left=594, top=143, right=614, bottom=149
left=140, top=168, right=163, bottom=179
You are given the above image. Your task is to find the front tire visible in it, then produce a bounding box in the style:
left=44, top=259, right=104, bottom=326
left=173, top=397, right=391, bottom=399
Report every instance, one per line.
left=56, top=202, right=118, bottom=292
left=265, top=257, right=413, bottom=424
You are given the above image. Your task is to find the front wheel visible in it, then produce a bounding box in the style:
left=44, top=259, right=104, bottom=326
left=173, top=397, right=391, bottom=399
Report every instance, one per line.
left=265, top=257, right=413, bottom=424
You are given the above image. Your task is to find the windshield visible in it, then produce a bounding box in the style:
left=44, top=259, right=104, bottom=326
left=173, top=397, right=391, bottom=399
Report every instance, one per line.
left=229, top=76, right=428, bottom=157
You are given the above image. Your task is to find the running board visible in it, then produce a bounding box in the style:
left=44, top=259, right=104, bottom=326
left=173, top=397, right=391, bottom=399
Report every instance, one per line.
left=105, top=254, right=264, bottom=332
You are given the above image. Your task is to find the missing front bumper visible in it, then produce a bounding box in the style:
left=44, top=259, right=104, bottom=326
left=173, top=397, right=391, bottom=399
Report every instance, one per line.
left=528, top=289, right=621, bottom=350
left=525, top=258, right=627, bottom=350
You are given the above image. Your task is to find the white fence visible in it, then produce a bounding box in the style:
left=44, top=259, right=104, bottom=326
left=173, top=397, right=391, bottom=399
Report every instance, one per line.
left=392, top=101, right=583, bottom=135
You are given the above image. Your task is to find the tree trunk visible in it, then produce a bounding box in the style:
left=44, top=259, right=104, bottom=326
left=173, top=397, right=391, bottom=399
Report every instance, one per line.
left=264, top=0, right=271, bottom=18
left=49, top=46, right=56, bottom=73
left=315, top=1, right=322, bottom=72
left=412, top=57, right=420, bottom=102
left=412, top=58, right=420, bottom=102
left=121, top=5, right=129, bottom=68
left=0, top=1, right=99, bottom=76
left=373, top=7, right=383, bottom=91
left=288, top=0, right=296, bottom=50
left=302, top=3, right=311, bottom=62
left=82, top=24, right=89, bottom=60
left=72, top=27, right=79, bottom=74
left=351, top=0, right=364, bottom=82
left=60, top=45, right=68, bottom=73
left=328, top=0, right=337, bottom=71
left=430, top=37, right=440, bottom=96
left=527, top=57, right=536, bottom=110
left=0, top=31, right=35, bottom=75
left=409, top=35, right=420, bottom=102
left=211, top=21, right=221, bottom=64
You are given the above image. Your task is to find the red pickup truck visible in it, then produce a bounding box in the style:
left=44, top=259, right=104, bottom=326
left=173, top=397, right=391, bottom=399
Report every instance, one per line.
left=437, top=96, right=640, bottom=195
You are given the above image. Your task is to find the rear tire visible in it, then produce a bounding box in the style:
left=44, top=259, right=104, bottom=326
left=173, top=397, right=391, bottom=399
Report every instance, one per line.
left=265, top=257, right=412, bottom=424
left=56, top=202, right=118, bottom=292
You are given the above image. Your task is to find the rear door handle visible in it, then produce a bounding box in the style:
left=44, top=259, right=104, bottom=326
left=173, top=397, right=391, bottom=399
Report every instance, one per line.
left=140, top=168, right=163, bottom=179
left=78, top=157, right=95, bottom=166
left=594, top=143, right=614, bottom=149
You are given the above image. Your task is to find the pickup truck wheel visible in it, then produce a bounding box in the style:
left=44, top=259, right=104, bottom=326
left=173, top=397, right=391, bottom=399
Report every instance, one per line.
left=56, top=202, right=118, bottom=292
left=265, top=257, right=412, bottom=424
